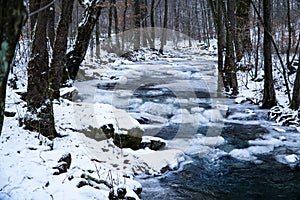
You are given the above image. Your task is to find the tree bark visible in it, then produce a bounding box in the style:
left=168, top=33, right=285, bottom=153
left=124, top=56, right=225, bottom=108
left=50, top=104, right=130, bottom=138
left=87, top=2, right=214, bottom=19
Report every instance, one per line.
left=96, top=21, right=101, bottom=59
left=134, top=0, right=141, bottom=50
left=150, top=0, right=155, bottom=49
left=121, top=0, right=128, bottom=51
left=291, top=66, right=300, bottom=110
left=159, top=0, right=168, bottom=53
left=0, top=0, right=26, bottom=135
left=50, top=0, right=74, bottom=100
left=261, top=0, right=277, bottom=108
left=25, top=0, right=58, bottom=139
left=47, top=4, right=55, bottom=49
left=66, top=0, right=103, bottom=80
left=29, top=0, right=41, bottom=37
left=113, top=0, right=120, bottom=51
left=224, top=0, right=238, bottom=95
left=235, top=0, right=251, bottom=62
left=209, top=0, right=227, bottom=92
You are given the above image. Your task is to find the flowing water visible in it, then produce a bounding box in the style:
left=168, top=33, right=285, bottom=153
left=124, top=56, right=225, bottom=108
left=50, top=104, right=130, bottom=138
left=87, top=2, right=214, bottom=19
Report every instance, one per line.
left=76, top=53, right=300, bottom=199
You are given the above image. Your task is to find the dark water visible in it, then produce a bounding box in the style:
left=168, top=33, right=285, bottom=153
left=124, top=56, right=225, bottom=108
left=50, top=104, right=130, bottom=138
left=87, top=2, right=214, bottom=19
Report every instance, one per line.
left=133, top=85, right=300, bottom=200
left=140, top=155, right=300, bottom=200
left=139, top=119, right=300, bottom=200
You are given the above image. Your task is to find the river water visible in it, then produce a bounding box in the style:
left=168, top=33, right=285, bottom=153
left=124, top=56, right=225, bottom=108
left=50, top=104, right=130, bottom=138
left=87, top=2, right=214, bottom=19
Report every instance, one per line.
left=76, top=52, right=300, bottom=200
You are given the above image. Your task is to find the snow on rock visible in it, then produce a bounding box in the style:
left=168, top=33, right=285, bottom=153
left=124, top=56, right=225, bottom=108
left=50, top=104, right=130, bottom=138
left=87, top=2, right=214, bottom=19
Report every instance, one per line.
left=202, top=109, right=224, bottom=122
left=69, top=102, right=144, bottom=148
left=60, top=86, right=79, bottom=100
left=170, top=111, right=209, bottom=124
left=125, top=148, right=186, bottom=175
left=166, top=135, right=226, bottom=157
left=235, top=96, right=247, bottom=104
left=247, top=145, right=274, bottom=155
left=285, top=154, right=299, bottom=163
left=139, top=136, right=167, bottom=150
left=190, top=107, right=204, bottom=114
left=139, top=102, right=175, bottom=117
left=191, top=135, right=225, bottom=147
left=130, top=112, right=168, bottom=125
left=229, top=149, right=257, bottom=161
left=273, top=127, right=286, bottom=133
left=70, top=102, right=142, bottom=134
left=216, top=104, right=229, bottom=117
left=275, top=154, right=299, bottom=169
left=248, top=138, right=283, bottom=147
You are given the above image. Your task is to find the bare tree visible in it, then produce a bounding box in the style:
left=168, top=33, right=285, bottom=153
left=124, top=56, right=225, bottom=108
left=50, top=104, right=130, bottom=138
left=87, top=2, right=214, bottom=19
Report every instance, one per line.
left=235, top=0, right=252, bottom=61
left=210, top=0, right=226, bottom=92
left=261, top=0, right=277, bottom=108
left=49, top=0, right=74, bottom=100
left=224, top=0, right=238, bottom=95
left=150, top=0, right=156, bottom=49
left=66, top=0, right=104, bottom=80
left=159, top=0, right=168, bottom=53
left=25, top=0, right=59, bottom=139
left=0, top=0, right=26, bottom=135
left=133, top=0, right=141, bottom=50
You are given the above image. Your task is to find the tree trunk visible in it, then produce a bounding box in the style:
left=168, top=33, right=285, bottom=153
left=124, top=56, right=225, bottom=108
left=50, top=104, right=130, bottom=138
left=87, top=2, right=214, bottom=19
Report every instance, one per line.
left=235, top=0, right=251, bottom=62
left=50, top=0, right=74, bottom=100
left=29, top=0, right=40, bottom=37
left=159, top=0, right=168, bottom=53
left=96, top=21, right=101, bottom=59
left=141, top=0, right=148, bottom=47
left=25, top=0, right=58, bottom=139
left=108, top=0, right=113, bottom=39
left=47, top=4, right=55, bottom=49
left=0, top=0, right=26, bottom=135
left=134, top=0, right=141, bottom=50
left=209, top=0, right=226, bottom=92
left=261, top=0, right=277, bottom=108
left=150, top=0, right=155, bottom=49
left=65, top=0, right=103, bottom=80
left=224, top=0, right=238, bottom=95
left=122, top=0, right=128, bottom=51
left=113, top=0, right=120, bottom=51
left=291, top=66, right=300, bottom=110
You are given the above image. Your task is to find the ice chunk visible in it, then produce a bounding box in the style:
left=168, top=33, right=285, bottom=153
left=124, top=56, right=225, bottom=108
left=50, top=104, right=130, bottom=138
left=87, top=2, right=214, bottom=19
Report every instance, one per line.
left=139, top=102, right=175, bottom=117
left=203, top=109, right=224, bottom=122
left=247, top=146, right=274, bottom=155
left=229, top=149, right=257, bottom=161
left=285, top=154, right=299, bottom=163
left=248, top=138, right=283, bottom=147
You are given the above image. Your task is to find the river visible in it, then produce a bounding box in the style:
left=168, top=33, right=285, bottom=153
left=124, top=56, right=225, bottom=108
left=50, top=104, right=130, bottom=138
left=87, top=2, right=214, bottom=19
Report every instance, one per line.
left=76, top=52, right=300, bottom=200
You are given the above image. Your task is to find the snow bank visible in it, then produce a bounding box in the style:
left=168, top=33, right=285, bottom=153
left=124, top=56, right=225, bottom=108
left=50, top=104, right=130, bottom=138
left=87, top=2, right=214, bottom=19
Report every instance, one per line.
left=0, top=96, right=186, bottom=199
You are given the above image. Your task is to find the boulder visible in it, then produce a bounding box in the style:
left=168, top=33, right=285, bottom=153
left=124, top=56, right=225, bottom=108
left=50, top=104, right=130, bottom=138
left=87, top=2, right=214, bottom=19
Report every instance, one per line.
left=53, top=153, right=72, bottom=175
left=110, top=108, right=144, bottom=149
left=60, top=87, right=78, bottom=101
left=137, top=136, right=166, bottom=151
left=73, top=103, right=144, bottom=149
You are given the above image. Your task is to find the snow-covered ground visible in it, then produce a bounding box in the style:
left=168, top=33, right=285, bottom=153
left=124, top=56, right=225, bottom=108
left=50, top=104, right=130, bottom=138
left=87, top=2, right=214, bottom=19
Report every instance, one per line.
left=1, top=86, right=189, bottom=199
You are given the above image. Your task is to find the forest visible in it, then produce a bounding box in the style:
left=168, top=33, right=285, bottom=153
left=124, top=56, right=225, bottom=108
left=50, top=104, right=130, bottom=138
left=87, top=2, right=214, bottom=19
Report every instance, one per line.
left=1, top=0, right=300, bottom=199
